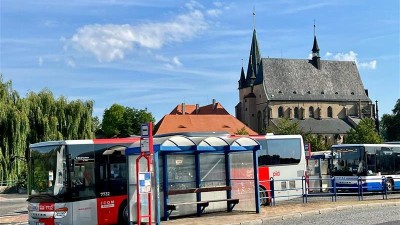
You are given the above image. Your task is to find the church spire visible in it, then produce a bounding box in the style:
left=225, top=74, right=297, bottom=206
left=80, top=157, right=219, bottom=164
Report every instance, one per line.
left=311, top=21, right=321, bottom=69
left=246, top=28, right=261, bottom=86
left=238, top=63, right=246, bottom=89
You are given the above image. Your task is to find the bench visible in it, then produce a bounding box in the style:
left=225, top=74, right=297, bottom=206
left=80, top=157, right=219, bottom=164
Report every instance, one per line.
left=166, top=186, right=239, bottom=217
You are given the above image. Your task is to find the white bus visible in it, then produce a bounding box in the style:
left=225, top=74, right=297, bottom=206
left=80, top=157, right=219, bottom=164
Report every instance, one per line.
left=331, top=144, right=400, bottom=192
left=253, top=135, right=307, bottom=204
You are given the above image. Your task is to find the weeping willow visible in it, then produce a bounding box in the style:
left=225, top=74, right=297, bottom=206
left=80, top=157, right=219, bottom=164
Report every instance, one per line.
left=0, top=75, right=94, bottom=183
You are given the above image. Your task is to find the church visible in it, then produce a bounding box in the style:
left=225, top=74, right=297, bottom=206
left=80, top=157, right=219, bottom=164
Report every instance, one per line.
left=235, top=27, right=375, bottom=144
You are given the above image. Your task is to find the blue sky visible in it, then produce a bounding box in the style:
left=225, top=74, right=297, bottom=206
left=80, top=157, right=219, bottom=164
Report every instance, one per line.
left=1, top=0, right=399, bottom=122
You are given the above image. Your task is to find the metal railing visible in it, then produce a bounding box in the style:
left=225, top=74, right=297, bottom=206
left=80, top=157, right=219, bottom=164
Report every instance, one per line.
left=259, top=176, right=400, bottom=206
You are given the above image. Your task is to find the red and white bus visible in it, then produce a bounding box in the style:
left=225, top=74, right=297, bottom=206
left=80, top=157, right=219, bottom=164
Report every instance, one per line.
left=27, top=137, right=139, bottom=225
left=252, top=134, right=307, bottom=205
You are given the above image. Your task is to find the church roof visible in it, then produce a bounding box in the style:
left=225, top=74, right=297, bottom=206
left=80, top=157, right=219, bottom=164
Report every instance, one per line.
left=271, top=118, right=353, bottom=134
left=260, top=58, right=371, bottom=101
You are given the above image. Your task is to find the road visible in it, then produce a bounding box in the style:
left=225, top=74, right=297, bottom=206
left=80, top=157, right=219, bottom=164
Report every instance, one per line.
left=268, top=205, right=400, bottom=225
left=0, top=194, right=28, bottom=225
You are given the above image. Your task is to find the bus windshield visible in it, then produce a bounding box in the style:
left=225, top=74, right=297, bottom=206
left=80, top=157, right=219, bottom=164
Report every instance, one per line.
left=331, top=146, right=365, bottom=176
left=29, top=144, right=67, bottom=197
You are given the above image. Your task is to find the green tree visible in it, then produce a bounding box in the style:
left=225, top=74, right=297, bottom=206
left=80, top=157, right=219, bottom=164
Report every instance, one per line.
left=304, top=133, right=328, bottom=152
left=235, top=127, right=249, bottom=135
left=268, top=118, right=302, bottom=135
left=0, top=75, right=94, bottom=183
left=102, top=104, right=155, bottom=137
left=346, top=118, right=382, bottom=144
left=381, top=99, right=400, bottom=141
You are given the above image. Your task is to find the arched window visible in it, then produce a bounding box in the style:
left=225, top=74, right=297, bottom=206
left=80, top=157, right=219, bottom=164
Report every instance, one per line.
left=278, top=106, right=284, bottom=118
left=309, top=106, right=314, bottom=118
left=327, top=106, right=333, bottom=118
left=294, top=107, right=299, bottom=119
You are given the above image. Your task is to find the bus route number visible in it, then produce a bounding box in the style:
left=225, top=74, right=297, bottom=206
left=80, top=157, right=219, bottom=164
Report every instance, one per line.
left=100, top=192, right=110, bottom=197
left=272, top=171, right=280, bottom=177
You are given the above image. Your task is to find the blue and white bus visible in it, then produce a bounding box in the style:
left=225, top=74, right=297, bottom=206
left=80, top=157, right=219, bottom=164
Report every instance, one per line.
left=331, top=144, right=400, bottom=192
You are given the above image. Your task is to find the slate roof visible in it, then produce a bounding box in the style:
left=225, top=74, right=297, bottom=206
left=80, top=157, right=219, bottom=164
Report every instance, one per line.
left=271, top=118, right=353, bottom=134
left=155, top=115, right=258, bottom=135
left=258, top=58, right=371, bottom=102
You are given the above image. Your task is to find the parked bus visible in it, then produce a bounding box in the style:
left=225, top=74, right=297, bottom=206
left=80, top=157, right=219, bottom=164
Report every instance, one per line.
left=331, top=144, right=400, bottom=192
left=253, top=134, right=307, bottom=205
left=27, top=137, right=139, bottom=225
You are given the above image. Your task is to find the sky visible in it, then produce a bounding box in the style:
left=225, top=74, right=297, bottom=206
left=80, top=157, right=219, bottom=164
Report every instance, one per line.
left=1, top=0, right=399, bottom=122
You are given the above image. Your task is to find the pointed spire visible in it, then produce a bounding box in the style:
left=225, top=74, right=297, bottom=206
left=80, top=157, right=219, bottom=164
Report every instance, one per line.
left=311, top=21, right=321, bottom=69
left=239, top=64, right=246, bottom=89
left=312, top=21, right=320, bottom=55
left=246, top=29, right=261, bottom=86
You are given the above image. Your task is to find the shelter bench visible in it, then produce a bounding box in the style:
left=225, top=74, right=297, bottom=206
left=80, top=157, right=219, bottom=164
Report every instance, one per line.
left=166, top=186, right=239, bottom=217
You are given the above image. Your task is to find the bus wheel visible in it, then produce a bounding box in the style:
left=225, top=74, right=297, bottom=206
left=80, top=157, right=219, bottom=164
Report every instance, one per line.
left=259, top=186, right=270, bottom=206
left=118, top=201, right=128, bottom=225
left=386, top=179, right=394, bottom=192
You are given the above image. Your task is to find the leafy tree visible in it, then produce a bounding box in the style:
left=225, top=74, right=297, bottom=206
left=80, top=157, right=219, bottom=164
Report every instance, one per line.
left=235, top=127, right=249, bottom=135
left=102, top=104, right=155, bottom=137
left=381, top=99, right=400, bottom=141
left=0, top=75, right=94, bottom=183
left=345, top=118, right=382, bottom=144
left=268, top=118, right=302, bottom=135
left=304, top=133, right=328, bottom=152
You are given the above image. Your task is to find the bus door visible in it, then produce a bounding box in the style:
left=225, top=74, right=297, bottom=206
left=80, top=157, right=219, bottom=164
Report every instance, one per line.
left=70, top=156, right=97, bottom=225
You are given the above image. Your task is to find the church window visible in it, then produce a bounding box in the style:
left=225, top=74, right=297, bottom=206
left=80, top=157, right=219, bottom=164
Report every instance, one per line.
left=278, top=90, right=282, bottom=94
left=278, top=106, right=284, bottom=118
left=351, top=92, right=354, bottom=95
left=335, top=92, right=338, bottom=95
left=309, top=106, right=314, bottom=118
left=321, top=91, right=324, bottom=94
left=293, top=91, right=297, bottom=94
left=327, top=106, right=333, bottom=118
left=307, top=91, right=311, bottom=94
left=294, top=107, right=299, bottom=119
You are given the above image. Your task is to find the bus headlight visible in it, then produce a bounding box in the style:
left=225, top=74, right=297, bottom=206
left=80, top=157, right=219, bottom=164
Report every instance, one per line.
left=54, top=207, right=68, bottom=219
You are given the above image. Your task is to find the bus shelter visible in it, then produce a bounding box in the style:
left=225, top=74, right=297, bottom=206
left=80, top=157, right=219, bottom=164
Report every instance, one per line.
left=125, top=134, right=261, bottom=224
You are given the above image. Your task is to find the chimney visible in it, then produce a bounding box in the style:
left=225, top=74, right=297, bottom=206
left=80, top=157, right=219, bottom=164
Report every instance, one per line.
left=195, top=104, right=199, bottom=114
left=181, top=103, right=185, bottom=115
left=212, top=99, right=216, bottom=110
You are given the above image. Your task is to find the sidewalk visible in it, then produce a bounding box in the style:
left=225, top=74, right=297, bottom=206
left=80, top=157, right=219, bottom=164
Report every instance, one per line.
left=162, top=199, right=400, bottom=225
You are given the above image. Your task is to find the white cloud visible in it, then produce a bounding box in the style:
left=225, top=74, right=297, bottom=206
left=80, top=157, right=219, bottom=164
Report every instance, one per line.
left=155, top=54, right=183, bottom=69
left=207, top=9, right=222, bottom=17
left=68, top=4, right=210, bottom=62
left=359, top=60, right=377, bottom=69
left=324, top=51, right=377, bottom=70
left=38, top=56, right=43, bottom=66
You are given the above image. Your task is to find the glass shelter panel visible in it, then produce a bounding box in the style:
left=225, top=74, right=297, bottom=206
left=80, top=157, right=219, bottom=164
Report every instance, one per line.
left=167, top=154, right=195, bottom=190
left=200, top=154, right=226, bottom=187
left=230, top=152, right=255, bottom=212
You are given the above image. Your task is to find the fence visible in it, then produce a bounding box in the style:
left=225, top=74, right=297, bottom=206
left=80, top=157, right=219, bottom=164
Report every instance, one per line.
left=260, top=176, right=400, bottom=206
